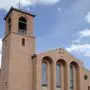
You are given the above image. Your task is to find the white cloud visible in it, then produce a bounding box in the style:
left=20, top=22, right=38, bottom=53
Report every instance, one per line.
left=0, top=0, right=60, bottom=11
left=66, top=29, right=90, bottom=57
left=0, top=39, right=2, bottom=68
left=79, top=29, right=90, bottom=37
left=66, top=44, right=90, bottom=52
left=85, top=11, right=90, bottom=23
left=66, top=44, right=90, bottom=57
left=71, top=29, right=90, bottom=45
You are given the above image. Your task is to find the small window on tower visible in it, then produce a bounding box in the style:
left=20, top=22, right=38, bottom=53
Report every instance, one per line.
left=22, top=38, right=25, bottom=46
left=8, top=17, right=11, bottom=32
left=18, top=17, right=27, bottom=34
left=88, top=86, right=90, bottom=90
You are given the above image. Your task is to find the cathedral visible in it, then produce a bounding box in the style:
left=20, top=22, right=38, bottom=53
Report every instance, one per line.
left=0, top=7, right=90, bottom=90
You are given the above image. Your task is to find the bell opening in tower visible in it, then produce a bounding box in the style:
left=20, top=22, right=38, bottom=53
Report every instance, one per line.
left=18, top=16, right=27, bottom=34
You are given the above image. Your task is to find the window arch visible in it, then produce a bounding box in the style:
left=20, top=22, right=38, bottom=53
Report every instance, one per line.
left=18, top=16, right=27, bottom=34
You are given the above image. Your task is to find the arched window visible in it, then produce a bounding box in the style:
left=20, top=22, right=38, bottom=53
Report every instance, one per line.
left=42, top=62, right=47, bottom=86
left=70, top=65, right=73, bottom=90
left=69, top=62, right=80, bottom=90
left=56, top=59, right=67, bottom=90
left=42, top=56, right=53, bottom=90
left=56, top=63, right=61, bottom=88
left=8, top=17, right=11, bottom=32
left=18, top=17, right=27, bottom=34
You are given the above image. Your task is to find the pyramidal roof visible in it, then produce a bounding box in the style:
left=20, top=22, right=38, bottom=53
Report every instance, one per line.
left=4, top=7, right=35, bottom=20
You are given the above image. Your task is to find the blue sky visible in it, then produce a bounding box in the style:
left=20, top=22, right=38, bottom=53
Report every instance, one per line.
left=0, top=0, right=90, bottom=69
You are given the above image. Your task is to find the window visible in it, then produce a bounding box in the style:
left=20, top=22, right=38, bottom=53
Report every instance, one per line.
left=56, top=63, right=61, bottom=88
left=70, top=65, right=74, bottom=90
left=5, top=81, right=7, bottom=86
left=88, top=86, right=90, bottom=90
left=42, top=63, right=47, bottom=86
left=8, top=17, right=11, bottom=32
left=42, top=57, right=53, bottom=90
left=22, top=38, right=25, bottom=46
left=18, top=17, right=27, bottom=34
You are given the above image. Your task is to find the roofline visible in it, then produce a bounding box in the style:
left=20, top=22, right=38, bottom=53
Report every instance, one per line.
left=36, top=47, right=83, bottom=65
left=4, top=7, right=36, bottom=20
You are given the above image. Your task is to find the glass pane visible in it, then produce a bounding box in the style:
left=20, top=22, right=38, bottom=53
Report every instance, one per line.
left=42, top=63, right=47, bottom=86
left=56, top=64, right=61, bottom=87
left=70, top=65, right=73, bottom=89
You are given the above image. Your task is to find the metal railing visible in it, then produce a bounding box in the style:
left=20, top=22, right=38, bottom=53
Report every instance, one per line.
left=18, top=29, right=27, bottom=34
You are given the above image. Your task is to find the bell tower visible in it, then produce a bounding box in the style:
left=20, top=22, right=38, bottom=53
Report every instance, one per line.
left=1, top=7, right=35, bottom=90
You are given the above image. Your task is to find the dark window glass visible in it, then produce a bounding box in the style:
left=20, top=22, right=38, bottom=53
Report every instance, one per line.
left=8, top=18, right=11, bottom=32
left=22, top=38, right=25, bottom=46
left=18, top=17, right=27, bottom=34
left=88, top=86, right=90, bottom=90
left=70, top=65, right=74, bottom=90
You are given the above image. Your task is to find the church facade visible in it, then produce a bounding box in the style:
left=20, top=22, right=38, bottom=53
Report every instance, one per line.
left=0, top=7, right=90, bottom=90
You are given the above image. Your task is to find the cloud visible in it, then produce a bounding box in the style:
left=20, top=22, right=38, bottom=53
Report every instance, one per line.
left=66, top=29, right=90, bottom=57
left=0, top=39, right=2, bottom=68
left=66, top=44, right=90, bottom=57
left=71, top=29, right=90, bottom=45
left=0, top=0, right=60, bottom=11
left=85, top=11, right=90, bottom=23
left=66, top=44, right=90, bottom=52
left=79, top=29, right=90, bottom=37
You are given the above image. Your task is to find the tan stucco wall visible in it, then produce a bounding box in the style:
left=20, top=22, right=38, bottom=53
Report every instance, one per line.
left=1, top=8, right=35, bottom=90
left=80, top=67, right=90, bottom=90
left=7, top=33, right=35, bottom=90
left=33, top=48, right=90, bottom=90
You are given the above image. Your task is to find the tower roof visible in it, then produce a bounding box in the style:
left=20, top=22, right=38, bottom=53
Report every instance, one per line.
left=4, top=7, right=35, bottom=20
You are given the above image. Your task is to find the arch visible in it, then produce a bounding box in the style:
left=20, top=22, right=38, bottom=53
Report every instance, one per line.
left=56, top=59, right=67, bottom=90
left=70, top=61, right=80, bottom=69
left=41, top=56, right=53, bottom=90
left=56, top=59, right=67, bottom=66
left=42, top=56, right=53, bottom=64
left=18, top=16, right=27, bottom=34
left=19, top=16, right=27, bottom=22
left=69, top=61, right=80, bottom=90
